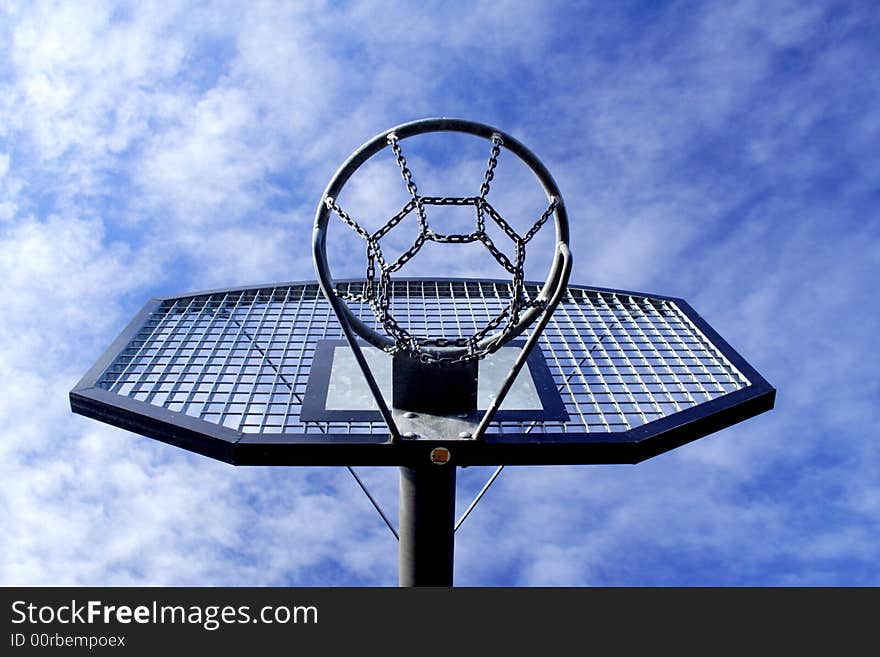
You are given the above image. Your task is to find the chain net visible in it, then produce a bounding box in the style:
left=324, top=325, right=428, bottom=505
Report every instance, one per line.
left=325, top=131, right=558, bottom=365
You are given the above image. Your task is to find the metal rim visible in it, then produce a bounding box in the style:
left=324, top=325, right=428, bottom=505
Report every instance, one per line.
left=313, top=117, right=570, bottom=359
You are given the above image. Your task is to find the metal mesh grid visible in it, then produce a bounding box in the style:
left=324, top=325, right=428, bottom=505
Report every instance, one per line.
left=95, top=280, right=750, bottom=437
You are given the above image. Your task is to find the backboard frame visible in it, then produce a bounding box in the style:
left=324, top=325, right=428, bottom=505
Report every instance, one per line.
left=70, top=278, right=775, bottom=467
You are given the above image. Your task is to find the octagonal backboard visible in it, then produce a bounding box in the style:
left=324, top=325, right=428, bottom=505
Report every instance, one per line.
left=70, top=278, right=774, bottom=467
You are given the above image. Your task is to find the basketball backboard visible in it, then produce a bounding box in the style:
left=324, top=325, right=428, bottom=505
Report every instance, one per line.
left=70, top=277, right=774, bottom=467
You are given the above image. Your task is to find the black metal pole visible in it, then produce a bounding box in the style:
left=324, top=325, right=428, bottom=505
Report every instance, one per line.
left=398, top=464, right=456, bottom=587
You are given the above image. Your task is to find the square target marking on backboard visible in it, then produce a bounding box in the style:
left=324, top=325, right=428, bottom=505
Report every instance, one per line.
left=300, top=340, right=569, bottom=423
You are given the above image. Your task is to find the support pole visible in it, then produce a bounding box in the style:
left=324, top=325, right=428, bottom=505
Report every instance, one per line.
left=398, top=464, right=456, bottom=587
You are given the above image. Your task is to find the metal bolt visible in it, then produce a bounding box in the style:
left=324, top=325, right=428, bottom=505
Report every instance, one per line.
left=430, top=447, right=451, bottom=465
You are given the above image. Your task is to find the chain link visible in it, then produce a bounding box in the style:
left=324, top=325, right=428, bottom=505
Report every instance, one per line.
left=427, top=230, right=481, bottom=244
left=388, top=133, right=429, bottom=232
left=372, top=199, right=416, bottom=240
left=387, top=233, right=425, bottom=273
left=325, top=196, right=370, bottom=240
left=480, top=199, right=520, bottom=242
left=479, top=133, right=504, bottom=200
left=323, top=133, right=558, bottom=366
left=421, top=196, right=478, bottom=205
left=477, top=233, right=517, bottom=274
left=524, top=197, right=560, bottom=244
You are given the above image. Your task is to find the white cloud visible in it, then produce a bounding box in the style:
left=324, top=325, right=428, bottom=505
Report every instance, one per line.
left=0, top=215, right=154, bottom=365
left=137, top=86, right=270, bottom=224
left=8, top=1, right=186, bottom=165
left=0, top=152, right=22, bottom=222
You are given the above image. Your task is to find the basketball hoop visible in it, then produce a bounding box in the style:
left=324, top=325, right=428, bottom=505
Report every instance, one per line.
left=313, top=118, right=573, bottom=445
left=313, top=117, right=571, bottom=366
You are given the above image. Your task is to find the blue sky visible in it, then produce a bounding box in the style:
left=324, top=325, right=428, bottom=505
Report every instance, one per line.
left=1, top=0, right=878, bottom=586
